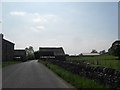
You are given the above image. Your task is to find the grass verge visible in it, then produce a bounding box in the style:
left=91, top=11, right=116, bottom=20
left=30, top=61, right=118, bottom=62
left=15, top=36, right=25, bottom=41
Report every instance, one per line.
left=39, top=60, right=109, bottom=88
left=2, top=60, right=22, bottom=68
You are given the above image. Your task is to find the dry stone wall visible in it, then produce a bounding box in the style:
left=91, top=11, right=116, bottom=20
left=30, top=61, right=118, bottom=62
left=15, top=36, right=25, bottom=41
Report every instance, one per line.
left=43, top=59, right=120, bottom=89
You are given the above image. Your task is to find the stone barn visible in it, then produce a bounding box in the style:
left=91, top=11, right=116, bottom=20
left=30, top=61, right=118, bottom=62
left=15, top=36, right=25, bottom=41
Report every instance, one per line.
left=0, top=34, right=15, bottom=61
left=39, top=47, right=66, bottom=60
left=14, top=50, right=27, bottom=61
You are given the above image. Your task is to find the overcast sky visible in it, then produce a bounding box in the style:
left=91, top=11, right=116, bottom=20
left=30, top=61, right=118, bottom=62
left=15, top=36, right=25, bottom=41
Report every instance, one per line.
left=0, top=2, right=118, bottom=55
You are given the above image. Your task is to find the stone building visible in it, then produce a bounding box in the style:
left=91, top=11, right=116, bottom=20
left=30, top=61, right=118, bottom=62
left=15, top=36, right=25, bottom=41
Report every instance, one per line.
left=14, top=49, right=27, bottom=61
left=39, top=47, right=66, bottom=60
left=0, top=34, right=15, bottom=61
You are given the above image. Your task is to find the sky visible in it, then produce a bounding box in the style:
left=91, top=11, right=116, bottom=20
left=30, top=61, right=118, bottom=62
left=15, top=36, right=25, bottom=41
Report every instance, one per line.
left=1, top=0, right=119, bottom=2
left=118, top=2, right=120, bottom=40
left=0, top=1, right=118, bottom=55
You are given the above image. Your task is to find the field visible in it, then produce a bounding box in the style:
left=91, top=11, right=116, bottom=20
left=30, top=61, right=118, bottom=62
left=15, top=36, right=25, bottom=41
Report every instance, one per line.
left=66, top=54, right=120, bottom=69
left=39, top=60, right=109, bottom=88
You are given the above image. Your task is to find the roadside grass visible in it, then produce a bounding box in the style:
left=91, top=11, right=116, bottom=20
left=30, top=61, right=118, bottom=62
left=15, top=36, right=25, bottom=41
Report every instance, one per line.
left=39, top=60, right=109, bottom=88
left=2, top=60, right=22, bottom=68
left=66, top=55, right=120, bottom=69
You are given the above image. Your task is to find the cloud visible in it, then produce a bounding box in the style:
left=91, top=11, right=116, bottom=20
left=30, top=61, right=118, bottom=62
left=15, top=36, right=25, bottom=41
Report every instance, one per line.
left=31, top=26, right=45, bottom=32
left=10, top=11, right=58, bottom=23
left=9, top=11, right=59, bottom=32
left=36, top=26, right=45, bottom=30
left=10, top=11, right=27, bottom=16
left=33, top=16, right=47, bottom=23
left=32, top=14, right=57, bottom=23
left=44, top=14, right=57, bottom=19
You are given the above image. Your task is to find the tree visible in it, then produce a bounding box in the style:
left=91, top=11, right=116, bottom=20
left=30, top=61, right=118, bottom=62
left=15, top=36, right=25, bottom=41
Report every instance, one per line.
left=34, top=51, right=40, bottom=59
left=108, top=40, right=120, bottom=59
left=25, top=47, right=29, bottom=56
left=91, top=49, right=98, bottom=53
left=99, top=50, right=106, bottom=55
left=25, top=46, right=35, bottom=60
left=29, top=46, right=34, bottom=53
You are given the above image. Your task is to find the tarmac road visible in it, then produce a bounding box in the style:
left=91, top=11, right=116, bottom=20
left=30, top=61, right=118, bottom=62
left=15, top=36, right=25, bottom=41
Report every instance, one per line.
left=2, top=60, right=74, bottom=88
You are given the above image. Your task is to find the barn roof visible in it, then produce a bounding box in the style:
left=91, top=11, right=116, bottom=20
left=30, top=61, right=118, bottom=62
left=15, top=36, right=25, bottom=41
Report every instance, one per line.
left=3, top=39, right=15, bottom=45
left=1, top=34, right=15, bottom=45
left=39, top=47, right=65, bottom=56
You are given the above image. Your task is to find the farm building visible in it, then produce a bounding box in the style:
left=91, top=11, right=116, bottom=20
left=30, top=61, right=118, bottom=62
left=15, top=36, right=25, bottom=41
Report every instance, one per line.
left=80, top=53, right=100, bottom=57
left=39, top=47, right=66, bottom=60
left=0, top=34, right=15, bottom=61
left=14, top=49, right=27, bottom=61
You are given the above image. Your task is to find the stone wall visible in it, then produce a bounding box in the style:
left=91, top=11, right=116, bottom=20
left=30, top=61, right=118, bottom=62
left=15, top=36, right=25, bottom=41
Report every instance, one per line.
left=43, top=59, right=120, bottom=89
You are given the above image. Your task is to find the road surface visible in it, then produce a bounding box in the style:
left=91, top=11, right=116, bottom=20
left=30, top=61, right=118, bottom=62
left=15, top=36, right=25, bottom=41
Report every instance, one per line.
left=2, top=60, right=74, bottom=88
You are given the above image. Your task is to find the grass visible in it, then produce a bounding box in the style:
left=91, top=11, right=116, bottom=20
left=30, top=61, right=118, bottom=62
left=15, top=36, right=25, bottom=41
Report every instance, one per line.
left=2, top=60, right=22, bottom=68
left=39, top=60, right=109, bottom=88
left=66, top=54, right=120, bottom=69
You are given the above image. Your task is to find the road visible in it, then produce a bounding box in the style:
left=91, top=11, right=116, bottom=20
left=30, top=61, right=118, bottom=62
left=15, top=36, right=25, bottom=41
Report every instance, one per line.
left=2, top=60, right=74, bottom=88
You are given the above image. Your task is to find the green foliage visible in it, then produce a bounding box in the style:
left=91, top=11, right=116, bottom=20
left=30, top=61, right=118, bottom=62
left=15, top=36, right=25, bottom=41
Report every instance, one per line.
left=108, top=40, right=120, bottom=59
left=27, top=53, right=35, bottom=60
left=2, top=60, right=22, bottom=67
left=99, top=50, right=106, bottom=55
left=25, top=46, right=35, bottom=60
left=91, top=49, right=98, bottom=53
left=66, top=55, right=120, bottom=69
left=39, top=60, right=109, bottom=88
